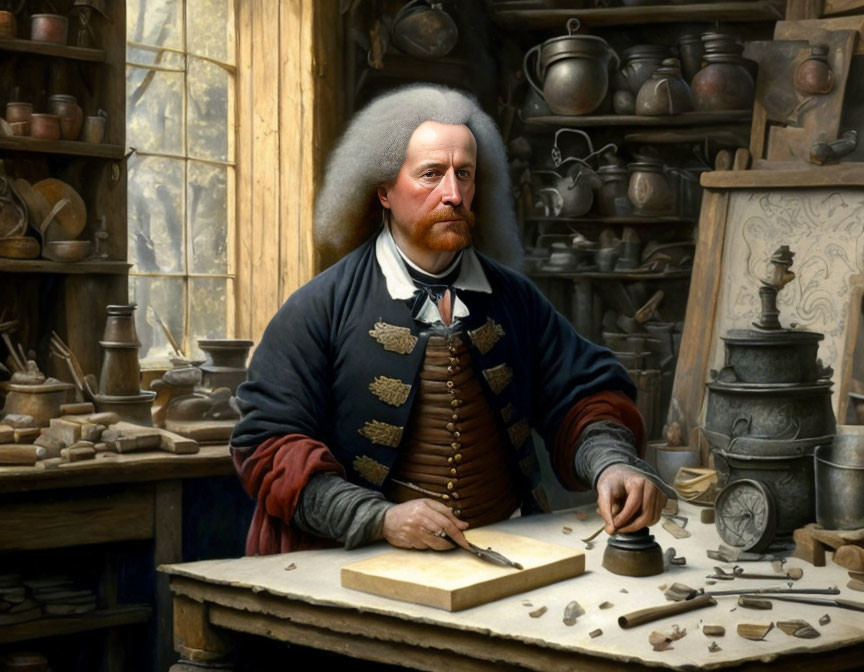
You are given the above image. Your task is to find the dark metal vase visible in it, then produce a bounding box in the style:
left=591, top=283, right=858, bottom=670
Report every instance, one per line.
left=198, top=339, right=253, bottom=394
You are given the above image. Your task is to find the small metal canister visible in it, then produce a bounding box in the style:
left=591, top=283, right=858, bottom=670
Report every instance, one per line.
left=816, top=427, right=864, bottom=530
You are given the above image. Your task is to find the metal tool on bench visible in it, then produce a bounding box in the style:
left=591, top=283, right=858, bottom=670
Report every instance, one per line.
left=441, top=533, right=524, bottom=570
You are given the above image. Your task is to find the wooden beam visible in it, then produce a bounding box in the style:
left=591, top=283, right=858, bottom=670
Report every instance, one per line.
left=701, top=162, right=864, bottom=188
left=824, top=0, right=864, bottom=14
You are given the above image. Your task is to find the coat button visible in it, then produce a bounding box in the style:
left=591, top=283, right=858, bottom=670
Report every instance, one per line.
left=453, top=431, right=461, bottom=439
left=451, top=442, right=461, bottom=450
left=451, top=492, right=459, bottom=499
left=447, top=481, right=454, bottom=490
left=454, top=453, right=463, bottom=462
left=446, top=422, right=455, bottom=432
left=450, top=468, right=457, bottom=476
left=450, top=399, right=461, bottom=408
left=447, top=457, right=454, bottom=464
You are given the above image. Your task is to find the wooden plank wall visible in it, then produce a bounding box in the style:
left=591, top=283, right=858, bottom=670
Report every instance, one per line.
left=235, top=0, right=344, bottom=344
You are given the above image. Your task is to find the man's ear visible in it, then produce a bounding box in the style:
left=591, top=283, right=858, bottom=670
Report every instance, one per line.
left=377, top=185, right=390, bottom=209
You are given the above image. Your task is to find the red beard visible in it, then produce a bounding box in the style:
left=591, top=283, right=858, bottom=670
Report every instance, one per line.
left=406, top=206, right=476, bottom=252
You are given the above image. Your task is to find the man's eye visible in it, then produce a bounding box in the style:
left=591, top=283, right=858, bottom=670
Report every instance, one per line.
left=422, top=171, right=436, bottom=178
left=458, top=170, right=472, bottom=178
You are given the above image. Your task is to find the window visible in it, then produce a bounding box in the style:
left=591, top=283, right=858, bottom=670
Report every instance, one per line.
left=125, top=0, right=236, bottom=364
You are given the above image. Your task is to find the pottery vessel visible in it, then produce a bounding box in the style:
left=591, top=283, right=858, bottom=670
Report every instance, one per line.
left=93, top=391, right=157, bottom=426
left=617, top=44, right=669, bottom=95
left=6, top=101, right=32, bottom=124
left=628, top=161, right=674, bottom=215
left=635, top=57, right=693, bottom=115
left=0, top=10, right=16, bottom=39
left=391, top=0, right=458, bottom=59
left=676, top=32, right=704, bottom=83
left=524, top=18, right=619, bottom=116
left=83, top=114, right=107, bottom=143
left=794, top=44, right=834, bottom=96
left=596, top=164, right=632, bottom=216
left=99, top=304, right=143, bottom=397
left=9, top=121, right=29, bottom=136
left=30, top=114, right=61, bottom=140
left=198, top=338, right=253, bottom=394
left=1, top=381, right=74, bottom=427
left=48, top=94, right=84, bottom=140
left=691, top=53, right=754, bottom=111
left=31, top=14, right=68, bottom=44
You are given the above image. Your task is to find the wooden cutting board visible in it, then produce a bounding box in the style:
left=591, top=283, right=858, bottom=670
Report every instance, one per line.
left=341, top=529, right=585, bottom=611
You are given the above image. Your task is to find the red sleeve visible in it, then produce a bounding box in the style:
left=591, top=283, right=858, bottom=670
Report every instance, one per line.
left=232, top=434, right=346, bottom=556
left=551, top=391, right=646, bottom=491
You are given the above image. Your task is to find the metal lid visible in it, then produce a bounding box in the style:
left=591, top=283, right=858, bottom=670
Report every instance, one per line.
left=722, top=328, right=823, bottom=345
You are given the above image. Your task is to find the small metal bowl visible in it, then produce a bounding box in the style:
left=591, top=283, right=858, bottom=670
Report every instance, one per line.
left=44, top=240, right=91, bottom=262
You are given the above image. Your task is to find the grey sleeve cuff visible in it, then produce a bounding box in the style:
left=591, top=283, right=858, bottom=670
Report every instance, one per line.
left=293, top=472, right=396, bottom=549
left=575, top=420, right=677, bottom=499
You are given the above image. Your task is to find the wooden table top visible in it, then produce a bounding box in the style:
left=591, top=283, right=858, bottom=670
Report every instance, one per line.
left=162, top=502, right=864, bottom=671
left=0, top=444, right=234, bottom=494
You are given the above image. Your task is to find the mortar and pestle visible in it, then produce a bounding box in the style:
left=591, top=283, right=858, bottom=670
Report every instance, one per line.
left=602, top=527, right=665, bottom=577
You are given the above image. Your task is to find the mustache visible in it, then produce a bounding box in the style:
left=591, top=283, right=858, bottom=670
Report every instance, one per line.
left=424, top=206, right=475, bottom=226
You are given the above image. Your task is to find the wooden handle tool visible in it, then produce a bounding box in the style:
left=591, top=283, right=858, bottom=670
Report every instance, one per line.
left=618, top=593, right=717, bottom=629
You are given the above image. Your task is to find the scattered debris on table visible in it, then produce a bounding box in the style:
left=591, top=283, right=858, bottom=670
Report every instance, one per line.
left=562, top=526, right=573, bottom=535
left=703, top=625, right=725, bottom=637
left=737, top=623, right=774, bottom=641
left=620, top=588, right=628, bottom=593
left=708, top=641, right=721, bottom=652
left=529, top=606, right=547, bottom=618
left=589, top=628, right=603, bottom=639
left=562, top=600, right=584, bottom=626
left=663, top=518, right=691, bottom=539
left=649, top=624, right=686, bottom=651
left=599, top=601, right=613, bottom=609
left=576, top=511, right=588, bottom=521
left=284, top=563, right=296, bottom=571
left=738, top=596, right=773, bottom=610
left=777, top=620, right=820, bottom=638
left=819, top=614, right=831, bottom=626
left=701, top=508, right=715, bottom=524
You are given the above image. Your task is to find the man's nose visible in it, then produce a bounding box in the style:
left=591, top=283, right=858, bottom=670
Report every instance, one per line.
left=439, top=168, right=463, bottom=207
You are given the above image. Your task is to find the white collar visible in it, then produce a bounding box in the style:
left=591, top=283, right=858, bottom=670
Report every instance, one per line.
left=375, top=225, right=492, bottom=325
left=375, top=224, right=491, bottom=300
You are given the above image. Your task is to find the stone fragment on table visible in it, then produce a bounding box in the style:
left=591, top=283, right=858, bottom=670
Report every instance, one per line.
left=650, top=624, right=686, bottom=651
left=13, top=428, right=39, bottom=444
left=2, top=414, right=35, bottom=429
left=48, top=418, right=81, bottom=445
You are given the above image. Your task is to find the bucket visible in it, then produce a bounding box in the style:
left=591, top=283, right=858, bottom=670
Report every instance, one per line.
left=815, top=427, right=864, bottom=530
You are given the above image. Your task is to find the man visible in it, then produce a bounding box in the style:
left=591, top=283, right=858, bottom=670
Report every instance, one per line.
left=231, top=84, right=672, bottom=556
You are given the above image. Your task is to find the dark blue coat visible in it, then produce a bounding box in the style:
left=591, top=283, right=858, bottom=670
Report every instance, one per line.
left=231, top=236, right=635, bottom=513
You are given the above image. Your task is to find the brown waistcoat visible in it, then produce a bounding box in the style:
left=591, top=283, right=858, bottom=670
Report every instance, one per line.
left=386, top=332, right=520, bottom=528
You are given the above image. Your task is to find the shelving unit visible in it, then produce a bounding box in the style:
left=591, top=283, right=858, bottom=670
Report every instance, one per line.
left=522, top=111, right=752, bottom=130
left=0, top=259, right=129, bottom=275
left=0, top=136, right=125, bottom=159
left=0, top=606, right=152, bottom=645
left=0, top=38, right=106, bottom=61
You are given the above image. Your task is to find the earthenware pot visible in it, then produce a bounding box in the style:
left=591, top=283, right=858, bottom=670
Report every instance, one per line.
left=31, top=14, right=68, bottom=44
left=0, top=10, right=16, bottom=39
left=524, top=18, right=619, bottom=116
left=99, top=304, right=143, bottom=397
left=617, top=44, right=669, bottom=95
left=30, top=113, right=61, bottom=140
left=48, top=94, right=84, bottom=140
left=6, top=101, right=32, bottom=124
left=596, top=164, right=632, bottom=216
left=198, top=338, right=253, bottom=393
left=691, top=53, right=754, bottom=111
left=1, top=380, right=74, bottom=427
left=83, top=112, right=106, bottom=143
left=794, top=44, right=834, bottom=96
left=628, top=160, right=674, bottom=215
left=676, top=32, right=704, bottom=83
left=635, top=58, right=693, bottom=115
left=391, top=0, right=458, bottom=59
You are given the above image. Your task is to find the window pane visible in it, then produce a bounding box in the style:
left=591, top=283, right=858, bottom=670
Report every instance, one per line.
left=189, top=277, right=227, bottom=359
left=127, top=46, right=185, bottom=70
left=187, top=57, right=231, bottom=162
left=128, top=155, right=185, bottom=273
left=187, top=0, right=235, bottom=64
left=188, top=161, right=228, bottom=274
left=127, top=0, right=183, bottom=50
left=127, top=66, right=184, bottom=155
left=131, top=276, right=186, bottom=362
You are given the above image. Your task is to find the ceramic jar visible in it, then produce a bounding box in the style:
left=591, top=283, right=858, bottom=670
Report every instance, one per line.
left=6, top=101, right=32, bottom=124
left=635, top=57, right=693, bottom=115
left=794, top=44, right=834, bottom=96
left=198, top=338, right=253, bottom=394
left=99, top=304, right=143, bottom=397
left=617, top=44, right=669, bottom=95
left=30, top=113, right=61, bottom=140
left=0, top=10, right=17, bottom=39
left=48, top=94, right=84, bottom=140
left=31, top=14, right=68, bottom=44
left=596, top=164, right=632, bottom=216
left=0, top=381, right=74, bottom=427
left=628, top=160, right=674, bottom=216
left=691, top=52, right=754, bottom=111
left=524, top=18, right=619, bottom=116
left=676, top=32, right=704, bottom=83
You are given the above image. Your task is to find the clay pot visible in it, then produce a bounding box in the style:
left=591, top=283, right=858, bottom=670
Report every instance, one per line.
left=0, top=10, right=17, bottom=39
left=99, top=304, right=143, bottom=397
left=612, top=89, right=635, bottom=114
left=30, top=113, right=61, bottom=140
left=635, top=57, right=693, bottom=115
left=1, top=381, right=74, bottom=427
left=701, top=31, right=744, bottom=57
left=628, top=161, right=674, bottom=216
left=794, top=44, right=834, bottom=96
left=617, top=44, right=669, bottom=95
left=524, top=18, right=619, bottom=116
left=48, top=94, right=84, bottom=140
left=691, top=53, right=754, bottom=111
left=31, top=14, right=68, bottom=44
left=198, top=338, right=253, bottom=394
left=83, top=114, right=106, bottom=143
left=6, top=101, right=32, bottom=124
left=8, top=121, right=29, bottom=136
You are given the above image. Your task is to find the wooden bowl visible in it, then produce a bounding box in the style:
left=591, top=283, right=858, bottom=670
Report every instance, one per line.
left=13, top=178, right=49, bottom=232
left=43, top=239, right=91, bottom=262
left=32, top=177, right=86, bottom=241
left=0, top=236, right=40, bottom=259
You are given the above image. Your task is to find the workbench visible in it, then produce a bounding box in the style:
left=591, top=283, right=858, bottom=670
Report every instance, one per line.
left=162, top=501, right=864, bottom=671
left=0, top=445, right=236, bottom=672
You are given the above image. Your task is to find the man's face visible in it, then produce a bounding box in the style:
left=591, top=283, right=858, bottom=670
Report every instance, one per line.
left=378, top=121, right=477, bottom=253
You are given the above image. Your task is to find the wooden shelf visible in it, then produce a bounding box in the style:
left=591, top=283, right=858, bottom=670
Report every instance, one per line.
left=529, top=269, right=691, bottom=280
left=0, top=605, right=152, bottom=645
left=701, top=163, right=864, bottom=189
left=529, top=215, right=694, bottom=225
left=0, top=136, right=124, bottom=159
left=0, top=259, right=130, bottom=274
left=490, top=1, right=784, bottom=29
left=0, top=38, right=106, bottom=62
left=0, top=444, right=234, bottom=495
left=523, top=111, right=751, bottom=131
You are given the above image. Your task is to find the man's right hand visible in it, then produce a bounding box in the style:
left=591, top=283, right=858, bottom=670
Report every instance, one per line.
left=382, top=498, right=470, bottom=551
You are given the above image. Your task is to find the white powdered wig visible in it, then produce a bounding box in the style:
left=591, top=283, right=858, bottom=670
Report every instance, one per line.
left=314, top=83, right=522, bottom=269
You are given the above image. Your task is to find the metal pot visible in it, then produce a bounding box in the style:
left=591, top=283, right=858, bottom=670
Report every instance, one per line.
left=596, top=165, right=632, bottom=216
left=524, top=18, right=619, bottom=116
left=815, top=428, right=864, bottom=530
left=720, top=329, right=825, bottom=384
left=391, top=0, right=458, bottom=59
left=628, top=160, right=674, bottom=216
left=676, top=32, right=704, bottom=83
left=704, top=381, right=835, bottom=440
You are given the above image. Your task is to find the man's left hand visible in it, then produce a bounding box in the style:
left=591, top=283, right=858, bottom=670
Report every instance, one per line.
left=596, top=464, right=666, bottom=535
